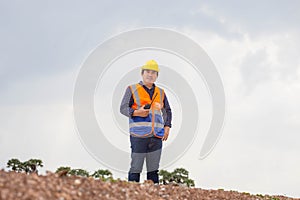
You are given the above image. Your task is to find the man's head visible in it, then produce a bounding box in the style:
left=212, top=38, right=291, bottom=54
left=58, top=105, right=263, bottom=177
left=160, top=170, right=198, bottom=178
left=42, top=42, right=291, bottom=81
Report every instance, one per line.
left=141, top=60, right=159, bottom=85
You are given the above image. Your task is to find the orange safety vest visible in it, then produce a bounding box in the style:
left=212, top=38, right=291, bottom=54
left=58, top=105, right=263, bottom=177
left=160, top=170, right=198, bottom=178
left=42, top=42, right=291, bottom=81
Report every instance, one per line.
left=129, top=83, right=165, bottom=138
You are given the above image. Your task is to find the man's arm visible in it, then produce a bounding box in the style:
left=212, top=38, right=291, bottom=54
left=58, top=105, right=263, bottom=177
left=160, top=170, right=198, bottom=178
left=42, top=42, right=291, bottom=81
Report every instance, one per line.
left=162, top=93, right=172, bottom=128
left=120, top=86, right=150, bottom=117
left=120, top=87, right=135, bottom=117
left=162, top=93, right=172, bottom=141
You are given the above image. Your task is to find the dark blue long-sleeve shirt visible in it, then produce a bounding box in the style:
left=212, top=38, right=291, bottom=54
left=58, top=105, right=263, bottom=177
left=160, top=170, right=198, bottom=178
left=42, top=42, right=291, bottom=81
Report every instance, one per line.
left=120, top=81, right=172, bottom=128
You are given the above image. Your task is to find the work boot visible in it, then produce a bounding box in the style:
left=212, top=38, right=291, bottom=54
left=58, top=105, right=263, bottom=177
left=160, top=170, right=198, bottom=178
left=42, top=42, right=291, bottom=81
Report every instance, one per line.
left=147, top=170, right=159, bottom=184
left=128, top=172, right=140, bottom=182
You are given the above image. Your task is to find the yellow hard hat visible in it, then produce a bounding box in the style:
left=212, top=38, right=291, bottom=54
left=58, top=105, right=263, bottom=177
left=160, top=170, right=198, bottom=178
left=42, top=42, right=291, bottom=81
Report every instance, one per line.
left=141, top=60, right=160, bottom=72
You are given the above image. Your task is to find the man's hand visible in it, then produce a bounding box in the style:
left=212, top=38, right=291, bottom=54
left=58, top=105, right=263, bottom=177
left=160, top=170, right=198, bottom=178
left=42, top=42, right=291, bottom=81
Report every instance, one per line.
left=132, top=105, right=150, bottom=117
left=162, top=126, right=170, bottom=141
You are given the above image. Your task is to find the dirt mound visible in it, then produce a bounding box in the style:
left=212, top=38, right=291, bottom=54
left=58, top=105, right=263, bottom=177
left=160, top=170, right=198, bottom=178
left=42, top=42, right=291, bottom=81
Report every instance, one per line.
left=0, top=170, right=298, bottom=200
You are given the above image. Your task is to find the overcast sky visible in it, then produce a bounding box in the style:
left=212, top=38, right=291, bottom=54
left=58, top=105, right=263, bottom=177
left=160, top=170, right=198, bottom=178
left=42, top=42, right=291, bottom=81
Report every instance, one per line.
left=1, top=0, right=300, bottom=198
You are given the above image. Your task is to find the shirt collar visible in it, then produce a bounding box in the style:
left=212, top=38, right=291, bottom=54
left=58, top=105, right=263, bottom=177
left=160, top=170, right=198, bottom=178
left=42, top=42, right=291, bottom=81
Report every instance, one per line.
left=139, top=81, right=156, bottom=89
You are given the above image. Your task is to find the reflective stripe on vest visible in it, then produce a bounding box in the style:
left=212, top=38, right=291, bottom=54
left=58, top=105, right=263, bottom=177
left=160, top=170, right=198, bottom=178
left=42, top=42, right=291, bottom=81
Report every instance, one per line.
left=130, top=84, right=141, bottom=109
left=129, top=83, right=165, bottom=138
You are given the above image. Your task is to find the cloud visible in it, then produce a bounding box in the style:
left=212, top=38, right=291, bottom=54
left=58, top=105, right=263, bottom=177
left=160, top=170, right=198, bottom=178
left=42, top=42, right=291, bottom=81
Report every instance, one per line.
left=0, top=68, right=76, bottom=105
left=196, top=1, right=300, bottom=34
left=178, top=23, right=300, bottom=196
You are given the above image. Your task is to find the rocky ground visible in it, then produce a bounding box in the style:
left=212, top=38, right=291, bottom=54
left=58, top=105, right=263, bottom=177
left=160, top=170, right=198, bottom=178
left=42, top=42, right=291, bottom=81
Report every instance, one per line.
left=0, top=170, right=298, bottom=200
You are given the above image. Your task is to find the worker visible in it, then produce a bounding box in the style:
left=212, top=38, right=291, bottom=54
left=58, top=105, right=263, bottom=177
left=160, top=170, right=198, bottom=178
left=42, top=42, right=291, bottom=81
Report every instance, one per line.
left=120, top=60, right=172, bottom=183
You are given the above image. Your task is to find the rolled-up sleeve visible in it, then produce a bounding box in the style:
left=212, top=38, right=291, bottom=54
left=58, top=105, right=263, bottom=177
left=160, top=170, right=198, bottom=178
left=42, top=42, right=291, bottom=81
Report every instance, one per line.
left=120, top=86, right=135, bottom=117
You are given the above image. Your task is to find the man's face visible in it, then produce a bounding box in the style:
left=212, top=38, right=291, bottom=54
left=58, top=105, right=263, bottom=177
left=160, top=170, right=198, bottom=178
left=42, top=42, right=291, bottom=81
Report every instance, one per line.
left=142, top=70, right=158, bottom=85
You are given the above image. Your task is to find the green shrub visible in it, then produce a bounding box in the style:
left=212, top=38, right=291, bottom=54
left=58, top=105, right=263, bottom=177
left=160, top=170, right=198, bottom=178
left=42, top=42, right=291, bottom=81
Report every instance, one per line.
left=68, top=169, right=90, bottom=177
left=7, top=158, right=23, bottom=172
left=23, top=159, right=43, bottom=173
left=7, top=158, right=43, bottom=174
left=159, top=168, right=195, bottom=187
left=91, top=169, right=113, bottom=181
left=55, top=166, right=115, bottom=181
left=55, top=166, right=71, bottom=173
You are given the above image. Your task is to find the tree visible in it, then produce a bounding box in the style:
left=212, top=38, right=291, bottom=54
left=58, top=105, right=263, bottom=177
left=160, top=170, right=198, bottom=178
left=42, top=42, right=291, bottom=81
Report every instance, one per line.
left=7, top=158, right=23, bottom=172
left=55, top=166, right=71, bottom=177
left=158, top=170, right=173, bottom=185
left=7, top=158, right=43, bottom=174
left=68, top=169, right=90, bottom=177
left=171, top=168, right=189, bottom=185
left=55, top=167, right=90, bottom=177
left=159, top=168, right=195, bottom=187
left=55, top=166, right=71, bottom=173
left=92, top=169, right=113, bottom=181
left=23, top=159, right=43, bottom=174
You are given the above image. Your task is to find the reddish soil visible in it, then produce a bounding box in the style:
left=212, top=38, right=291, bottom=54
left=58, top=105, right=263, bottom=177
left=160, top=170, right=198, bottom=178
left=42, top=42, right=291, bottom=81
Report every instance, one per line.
left=0, top=170, right=298, bottom=200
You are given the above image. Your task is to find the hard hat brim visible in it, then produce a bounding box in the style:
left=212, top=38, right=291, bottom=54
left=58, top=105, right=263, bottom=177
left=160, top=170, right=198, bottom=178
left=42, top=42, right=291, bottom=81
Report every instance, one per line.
left=141, top=65, right=160, bottom=72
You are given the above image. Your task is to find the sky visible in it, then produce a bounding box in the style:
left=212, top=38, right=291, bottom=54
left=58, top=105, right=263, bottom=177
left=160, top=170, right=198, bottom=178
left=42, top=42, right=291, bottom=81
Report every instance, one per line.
left=1, top=0, right=300, bottom=198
